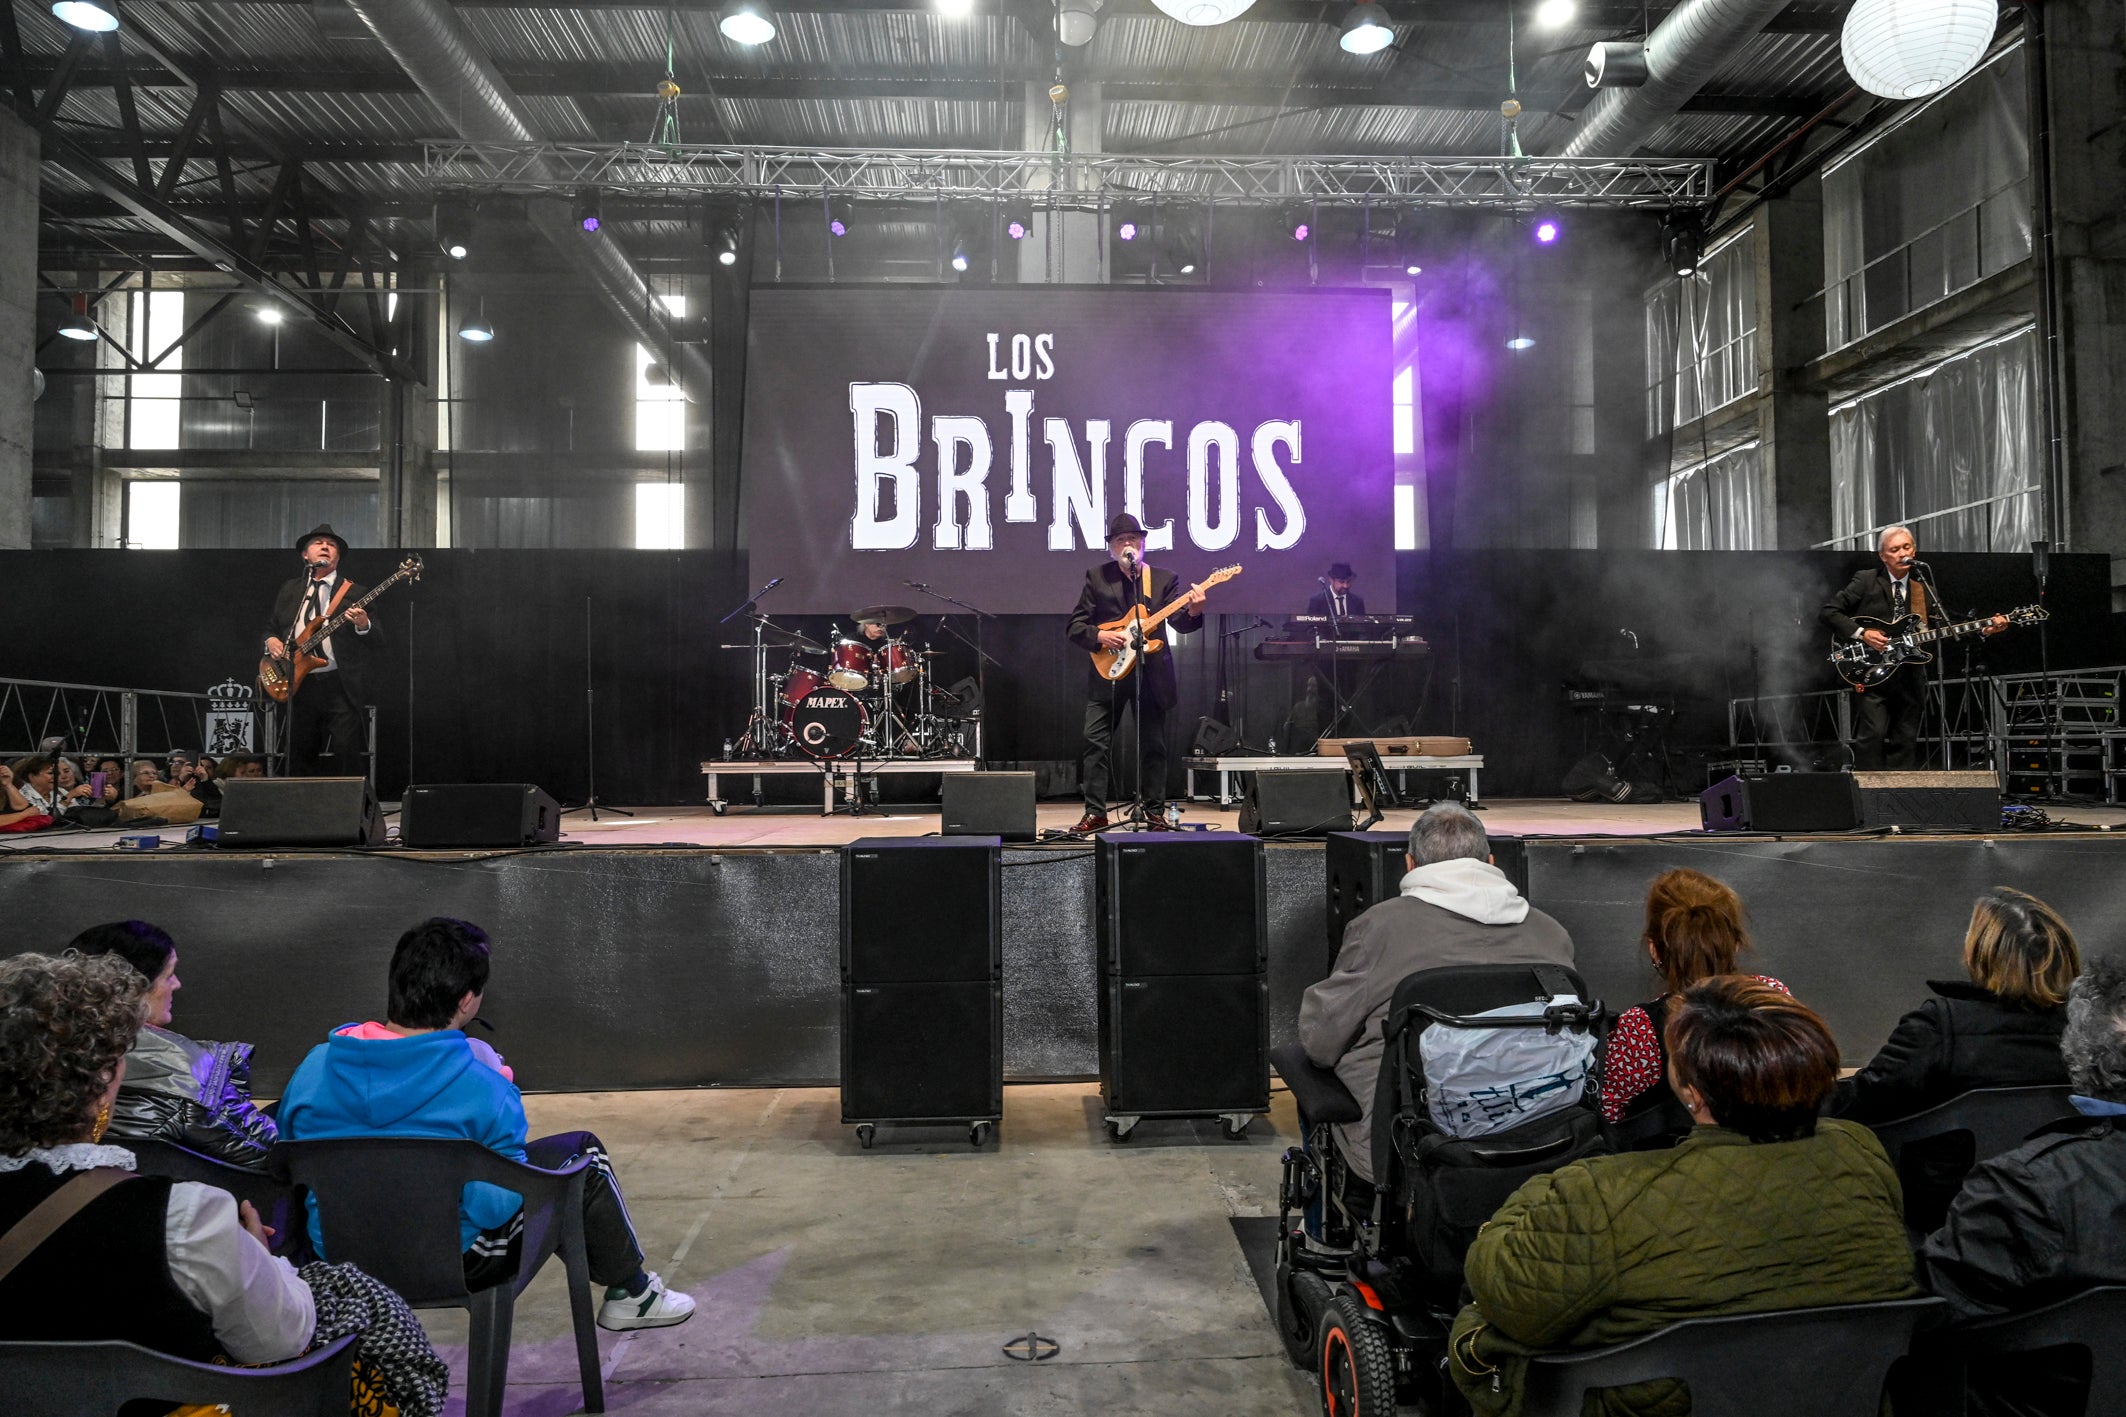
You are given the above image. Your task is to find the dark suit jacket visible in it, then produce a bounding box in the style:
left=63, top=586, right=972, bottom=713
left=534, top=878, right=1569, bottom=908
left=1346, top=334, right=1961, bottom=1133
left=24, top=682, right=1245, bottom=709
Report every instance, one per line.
left=1820, top=566, right=1943, bottom=643
left=1305, top=591, right=1367, bottom=618
left=267, top=573, right=378, bottom=702
left=1066, top=561, right=1204, bottom=709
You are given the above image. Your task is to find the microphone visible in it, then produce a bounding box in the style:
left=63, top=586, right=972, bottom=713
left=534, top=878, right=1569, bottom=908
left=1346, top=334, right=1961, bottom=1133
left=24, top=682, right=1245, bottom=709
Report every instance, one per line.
left=765, top=576, right=784, bottom=588
left=1119, top=547, right=1137, bottom=571
left=904, top=579, right=929, bottom=591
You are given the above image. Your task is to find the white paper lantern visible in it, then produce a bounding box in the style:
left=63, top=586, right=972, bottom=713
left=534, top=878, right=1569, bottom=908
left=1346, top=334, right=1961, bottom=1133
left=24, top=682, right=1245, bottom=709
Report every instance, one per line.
left=1841, top=0, right=1998, bottom=100
left=1149, top=0, right=1257, bottom=25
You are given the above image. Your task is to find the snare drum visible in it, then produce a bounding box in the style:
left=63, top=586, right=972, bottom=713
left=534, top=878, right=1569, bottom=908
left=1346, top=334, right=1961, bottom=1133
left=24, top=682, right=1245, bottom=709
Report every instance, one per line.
left=828, top=638, right=874, bottom=692
left=782, top=685, right=870, bottom=759
left=779, top=665, right=826, bottom=707
left=878, top=639, right=920, bottom=685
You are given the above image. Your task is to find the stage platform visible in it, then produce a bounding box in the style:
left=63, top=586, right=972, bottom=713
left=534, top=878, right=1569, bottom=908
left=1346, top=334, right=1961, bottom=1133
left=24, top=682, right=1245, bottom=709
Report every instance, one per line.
left=7, top=798, right=2125, bottom=1104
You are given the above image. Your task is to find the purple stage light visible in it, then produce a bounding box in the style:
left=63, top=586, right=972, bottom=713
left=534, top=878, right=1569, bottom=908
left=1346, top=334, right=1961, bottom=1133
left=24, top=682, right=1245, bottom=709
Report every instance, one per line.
left=581, top=215, right=600, bottom=233
left=1118, top=221, right=1138, bottom=241
left=829, top=218, right=848, bottom=237
left=1533, top=218, right=1560, bottom=244
left=1007, top=219, right=1028, bottom=240
left=1292, top=222, right=1310, bottom=242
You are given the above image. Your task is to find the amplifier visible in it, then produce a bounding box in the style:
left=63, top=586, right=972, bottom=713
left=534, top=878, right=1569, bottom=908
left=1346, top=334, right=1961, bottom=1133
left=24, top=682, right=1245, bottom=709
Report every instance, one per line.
left=1852, top=771, right=1999, bottom=832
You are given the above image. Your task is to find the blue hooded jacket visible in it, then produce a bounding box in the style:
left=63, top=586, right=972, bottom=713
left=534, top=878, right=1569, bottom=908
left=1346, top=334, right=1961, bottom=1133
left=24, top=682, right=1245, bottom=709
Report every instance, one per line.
left=279, top=1025, right=528, bottom=1256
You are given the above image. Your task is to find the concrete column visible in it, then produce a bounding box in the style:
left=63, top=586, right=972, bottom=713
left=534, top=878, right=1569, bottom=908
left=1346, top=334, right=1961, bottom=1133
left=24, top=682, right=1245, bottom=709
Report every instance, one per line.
left=1758, top=178, right=1832, bottom=549
left=2043, top=0, right=2126, bottom=605
left=1018, top=82, right=1104, bottom=285
left=0, top=109, right=37, bottom=548
left=383, top=269, right=440, bottom=546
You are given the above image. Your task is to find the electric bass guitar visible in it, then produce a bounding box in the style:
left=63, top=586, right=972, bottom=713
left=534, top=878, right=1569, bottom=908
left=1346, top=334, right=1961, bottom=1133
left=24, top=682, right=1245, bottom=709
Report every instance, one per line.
left=1827, top=603, right=2046, bottom=688
left=258, top=556, right=423, bottom=703
left=1090, top=564, right=1242, bottom=682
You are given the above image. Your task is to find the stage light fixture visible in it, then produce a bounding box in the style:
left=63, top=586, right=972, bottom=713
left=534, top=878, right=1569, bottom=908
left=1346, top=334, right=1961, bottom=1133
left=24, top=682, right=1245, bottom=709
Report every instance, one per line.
left=950, top=242, right=971, bottom=272
left=1006, top=217, right=1029, bottom=240
left=51, top=0, right=120, bottom=32
left=1001, top=199, right=1033, bottom=241
left=1338, top=0, right=1394, bottom=55
left=1532, top=214, right=1561, bottom=245
left=826, top=197, right=854, bottom=238
left=1533, top=0, right=1575, bottom=28
left=1056, top=0, right=1100, bottom=45
left=434, top=199, right=473, bottom=260
left=719, top=1, right=776, bottom=44
left=56, top=298, right=98, bottom=342
left=1662, top=209, right=1707, bottom=277
left=1179, top=260, right=1197, bottom=274
left=457, top=300, right=495, bottom=343
left=1117, top=220, right=1139, bottom=241
left=255, top=304, right=284, bottom=325
left=711, top=213, right=744, bottom=267
left=574, top=190, right=603, bottom=233
left=937, top=0, right=974, bottom=13
left=1506, top=334, right=1535, bottom=350
left=1283, top=204, right=1315, bottom=242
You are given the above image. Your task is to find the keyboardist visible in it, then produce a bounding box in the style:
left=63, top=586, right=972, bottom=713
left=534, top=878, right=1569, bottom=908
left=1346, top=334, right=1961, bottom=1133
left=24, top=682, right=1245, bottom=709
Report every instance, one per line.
left=1305, top=562, right=1365, bottom=619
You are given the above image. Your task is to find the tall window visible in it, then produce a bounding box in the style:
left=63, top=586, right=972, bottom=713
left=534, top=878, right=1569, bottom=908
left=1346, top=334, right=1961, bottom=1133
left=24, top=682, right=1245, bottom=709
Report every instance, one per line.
left=125, top=481, right=181, bottom=549
left=1645, top=228, right=1758, bottom=437
left=128, top=289, right=186, bottom=450
left=1652, top=442, right=1772, bottom=550
left=635, top=483, right=685, bottom=549
left=635, top=294, right=687, bottom=453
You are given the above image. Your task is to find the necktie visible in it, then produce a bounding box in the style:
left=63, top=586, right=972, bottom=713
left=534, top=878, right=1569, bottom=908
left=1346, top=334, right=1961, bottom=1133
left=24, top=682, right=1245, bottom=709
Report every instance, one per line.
left=1893, top=579, right=1907, bottom=620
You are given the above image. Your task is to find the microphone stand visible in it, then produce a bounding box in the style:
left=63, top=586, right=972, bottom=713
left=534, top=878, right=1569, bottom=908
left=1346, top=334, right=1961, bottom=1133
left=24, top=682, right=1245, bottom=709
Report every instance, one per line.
left=904, top=580, right=1001, bottom=764
left=717, top=579, right=784, bottom=758
left=1118, top=554, right=1155, bottom=831
left=574, top=593, right=633, bottom=821
left=1315, top=576, right=1353, bottom=748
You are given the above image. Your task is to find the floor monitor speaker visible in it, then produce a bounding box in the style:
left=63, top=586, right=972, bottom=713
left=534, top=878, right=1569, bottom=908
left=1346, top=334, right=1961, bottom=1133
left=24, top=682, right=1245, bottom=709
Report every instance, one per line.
left=1699, top=772, right=1862, bottom=833
left=399, top=783, right=561, bottom=847
left=941, top=772, right=1036, bottom=841
left=1238, top=770, right=1352, bottom=838
left=216, top=777, right=381, bottom=848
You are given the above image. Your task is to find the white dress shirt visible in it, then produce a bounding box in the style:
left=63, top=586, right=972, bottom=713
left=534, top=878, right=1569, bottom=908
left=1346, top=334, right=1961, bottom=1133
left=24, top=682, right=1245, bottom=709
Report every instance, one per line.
left=295, top=570, right=371, bottom=669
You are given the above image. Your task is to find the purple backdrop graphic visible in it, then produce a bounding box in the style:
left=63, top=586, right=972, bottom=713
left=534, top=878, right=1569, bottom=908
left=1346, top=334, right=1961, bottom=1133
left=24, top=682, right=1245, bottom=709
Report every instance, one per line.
left=742, top=286, right=1394, bottom=615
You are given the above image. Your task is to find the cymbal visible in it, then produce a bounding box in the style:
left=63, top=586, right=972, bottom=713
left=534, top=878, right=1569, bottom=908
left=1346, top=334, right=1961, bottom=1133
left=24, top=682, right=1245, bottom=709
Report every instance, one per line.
left=853, top=604, right=916, bottom=627
left=755, top=620, right=825, bottom=653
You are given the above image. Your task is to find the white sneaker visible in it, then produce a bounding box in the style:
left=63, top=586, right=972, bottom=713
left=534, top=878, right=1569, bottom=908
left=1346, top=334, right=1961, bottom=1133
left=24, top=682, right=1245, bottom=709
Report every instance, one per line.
left=596, top=1271, right=696, bottom=1331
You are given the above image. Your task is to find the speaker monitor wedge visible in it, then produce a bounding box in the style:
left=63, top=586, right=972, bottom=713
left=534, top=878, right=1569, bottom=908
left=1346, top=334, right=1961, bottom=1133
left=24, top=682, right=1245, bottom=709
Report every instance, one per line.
left=1239, top=770, right=1352, bottom=838
left=399, top=783, right=562, bottom=847
left=941, top=772, right=1036, bottom=842
left=217, top=777, right=382, bottom=848
left=1699, top=772, right=1863, bottom=833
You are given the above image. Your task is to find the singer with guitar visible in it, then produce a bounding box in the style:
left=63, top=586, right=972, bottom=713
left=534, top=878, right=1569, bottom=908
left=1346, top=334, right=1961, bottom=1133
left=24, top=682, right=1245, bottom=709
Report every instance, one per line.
left=1821, top=525, right=2006, bottom=769
left=1067, top=514, right=1208, bottom=833
left=263, top=524, right=376, bottom=779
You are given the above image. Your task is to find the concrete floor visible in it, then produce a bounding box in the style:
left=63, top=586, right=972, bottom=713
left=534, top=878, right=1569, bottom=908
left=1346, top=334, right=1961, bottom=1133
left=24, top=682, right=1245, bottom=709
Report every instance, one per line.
left=417, top=1084, right=1317, bottom=1416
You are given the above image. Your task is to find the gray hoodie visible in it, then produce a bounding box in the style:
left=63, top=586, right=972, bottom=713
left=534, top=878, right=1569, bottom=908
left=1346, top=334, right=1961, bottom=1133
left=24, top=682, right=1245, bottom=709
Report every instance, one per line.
left=1297, top=857, right=1575, bottom=1181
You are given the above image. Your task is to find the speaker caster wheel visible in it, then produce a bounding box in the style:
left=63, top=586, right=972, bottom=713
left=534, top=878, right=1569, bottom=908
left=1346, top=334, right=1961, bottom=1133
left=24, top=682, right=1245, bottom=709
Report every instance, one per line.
left=969, top=1121, right=993, bottom=1148
left=855, top=1124, right=876, bottom=1149
left=1106, top=1115, right=1139, bottom=1143
left=1221, top=1114, right=1253, bottom=1140
left=710, top=801, right=728, bottom=817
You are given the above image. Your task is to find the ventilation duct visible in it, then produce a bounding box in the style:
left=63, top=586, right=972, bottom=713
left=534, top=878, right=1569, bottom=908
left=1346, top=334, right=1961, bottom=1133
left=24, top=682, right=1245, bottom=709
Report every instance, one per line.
left=1560, top=0, right=1790, bottom=158
left=337, top=0, right=713, bottom=399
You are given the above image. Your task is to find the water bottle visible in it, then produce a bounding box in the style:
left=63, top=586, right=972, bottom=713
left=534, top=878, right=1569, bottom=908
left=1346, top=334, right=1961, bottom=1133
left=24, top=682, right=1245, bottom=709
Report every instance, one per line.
left=722, top=738, right=735, bottom=761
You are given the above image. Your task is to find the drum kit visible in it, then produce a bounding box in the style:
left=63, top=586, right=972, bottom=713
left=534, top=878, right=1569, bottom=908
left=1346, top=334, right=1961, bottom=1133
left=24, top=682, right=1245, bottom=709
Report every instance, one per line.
left=734, top=604, right=977, bottom=761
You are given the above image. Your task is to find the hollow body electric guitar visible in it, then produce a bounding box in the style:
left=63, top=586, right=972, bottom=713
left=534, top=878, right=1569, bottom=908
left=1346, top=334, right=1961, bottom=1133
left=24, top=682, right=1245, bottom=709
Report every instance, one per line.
left=257, top=556, right=423, bottom=703
left=1090, top=564, right=1242, bottom=682
left=1827, top=603, right=2047, bottom=689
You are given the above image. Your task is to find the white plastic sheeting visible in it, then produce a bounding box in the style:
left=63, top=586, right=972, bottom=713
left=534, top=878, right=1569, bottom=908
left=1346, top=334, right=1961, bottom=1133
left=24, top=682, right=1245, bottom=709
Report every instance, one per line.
left=1654, top=441, right=1775, bottom=550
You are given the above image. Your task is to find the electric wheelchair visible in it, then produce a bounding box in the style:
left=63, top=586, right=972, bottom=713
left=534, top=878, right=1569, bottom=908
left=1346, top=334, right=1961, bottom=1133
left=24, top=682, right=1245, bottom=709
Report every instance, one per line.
left=1271, top=962, right=1611, bottom=1415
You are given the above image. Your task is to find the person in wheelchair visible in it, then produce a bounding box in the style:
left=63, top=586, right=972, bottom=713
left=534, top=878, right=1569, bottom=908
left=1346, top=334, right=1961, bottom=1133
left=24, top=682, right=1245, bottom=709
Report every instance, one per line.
left=1448, top=977, right=1916, bottom=1417
left=1298, top=802, right=1575, bottom=1201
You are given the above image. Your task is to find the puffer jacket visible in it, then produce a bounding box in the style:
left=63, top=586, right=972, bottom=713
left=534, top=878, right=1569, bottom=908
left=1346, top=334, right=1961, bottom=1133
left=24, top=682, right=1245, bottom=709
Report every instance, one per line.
left=1831, top=979, right=2068, bottom=1124
left=107, top=1024, right=279, bottom=1169
left=1449, top=1120, right=1917, bottom=1417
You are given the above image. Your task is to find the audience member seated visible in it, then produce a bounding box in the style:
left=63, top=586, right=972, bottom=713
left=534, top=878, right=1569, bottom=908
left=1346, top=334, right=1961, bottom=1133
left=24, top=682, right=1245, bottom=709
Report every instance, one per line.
left=1911, top=952, right=2126, bottom=1417
left=1831, top=887, right=2079, bottom=1227
left=1601, top=868, right=1788, bottom=1126
left=173, top=752, right=224, bottom=817
left=0, top=763, right=54, bottom=832
left=0, top=951, right=449, bottom=1416
left=10, top=754, right=67, bottom=819
left=1298, top=801, right=1574, bottom=1186
left=279, top=917, right=697, bottom=1332
left=1448, top=977, right=1916, bottom=1417
left=128, top=759, right=164, bottom=798
left=90, top=756, right=127, bottom=801
left=69, top=920, right=278, bottom=1170
left=219, top=752, right=269, bottom=779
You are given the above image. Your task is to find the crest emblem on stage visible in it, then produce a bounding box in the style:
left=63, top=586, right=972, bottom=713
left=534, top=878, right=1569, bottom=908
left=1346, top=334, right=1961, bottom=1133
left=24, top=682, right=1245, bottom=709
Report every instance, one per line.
left=206, top=678, right=256, bottom=755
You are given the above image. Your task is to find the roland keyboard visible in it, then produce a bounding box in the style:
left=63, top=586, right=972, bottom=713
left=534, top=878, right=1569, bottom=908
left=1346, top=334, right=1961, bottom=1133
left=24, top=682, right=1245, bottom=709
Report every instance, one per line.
left=1255, top=636, right=1430, bottom=661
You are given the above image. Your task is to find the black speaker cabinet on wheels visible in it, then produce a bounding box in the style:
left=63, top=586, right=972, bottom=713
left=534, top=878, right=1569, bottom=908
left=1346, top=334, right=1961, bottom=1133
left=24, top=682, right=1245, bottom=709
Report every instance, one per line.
left=840, top=837, right=1003, bottom=1149
left=399, top=783, right=562, bottom=847
left=217, top=777, right=382, bottom=848
left=1095, top=832, right=1268, bottom=1141
left=1324, top=830, right=1531, bottom=975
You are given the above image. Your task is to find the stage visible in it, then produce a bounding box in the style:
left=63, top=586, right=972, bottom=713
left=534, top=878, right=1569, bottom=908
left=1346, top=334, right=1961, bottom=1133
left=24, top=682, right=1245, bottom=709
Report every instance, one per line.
left=7, top=797, right=2125, bottom=1103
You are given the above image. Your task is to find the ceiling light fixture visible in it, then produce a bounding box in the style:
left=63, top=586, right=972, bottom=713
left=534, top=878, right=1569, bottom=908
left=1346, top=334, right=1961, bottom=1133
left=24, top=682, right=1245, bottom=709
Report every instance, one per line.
left=57, top=297, right=98, bottom=342
left=1149, top=0, right=1255, bottom=23
left=1533, top=0, right=1576, bottom=29
left=1532, top=214, right=1561, bottom=245
left=1057, top=0, right=1100, bottom=45
left=719, top=1, right=776, bottom=45
left=256, top=305, right=285, bottom=325
left=1339, top=0, right=1394, bottom=55
left=457, top=299, right=494, bottom=343
left=1841, top=0, right=1996, bottom=99
left=1506, top=335, right=1536, bottom=350
left=51, top=0, right=120, bottom=32
left=937, top=0, right=975, bottom=14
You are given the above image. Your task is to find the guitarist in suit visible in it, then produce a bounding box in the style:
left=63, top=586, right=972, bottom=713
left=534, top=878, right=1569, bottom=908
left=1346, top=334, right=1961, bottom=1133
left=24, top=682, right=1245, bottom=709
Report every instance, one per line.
left=1821, top=525, right=2003, bottom=768
left=1066, top=514, right=1206, bottom=832
left=263, top=524, right=375, bottom=779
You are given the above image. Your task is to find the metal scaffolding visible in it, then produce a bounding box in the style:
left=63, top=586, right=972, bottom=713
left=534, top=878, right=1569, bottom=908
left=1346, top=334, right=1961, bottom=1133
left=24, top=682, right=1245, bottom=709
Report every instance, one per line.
left=421, top=143, right=1716, bottom=209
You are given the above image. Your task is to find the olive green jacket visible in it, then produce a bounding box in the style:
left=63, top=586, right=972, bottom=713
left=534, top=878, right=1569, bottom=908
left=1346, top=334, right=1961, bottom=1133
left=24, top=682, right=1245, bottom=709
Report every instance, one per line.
left=1449, top=1120, right=1917, bottom=1417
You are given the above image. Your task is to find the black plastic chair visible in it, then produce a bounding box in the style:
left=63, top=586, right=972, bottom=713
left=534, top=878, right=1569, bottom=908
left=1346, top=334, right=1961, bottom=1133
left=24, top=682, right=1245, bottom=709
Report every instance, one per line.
left=1518, top=1296, right=1945, bottom=1417
left=1945, top=1285, right=2126, bottom=1416
left=126, top=1137, right=309, bottom=1260
left=278, top=1137, right=604, bottom=1417
left=0, top=1332, right=356, bottom=1417
left=1867, top=1085, right=2079, bottom=1171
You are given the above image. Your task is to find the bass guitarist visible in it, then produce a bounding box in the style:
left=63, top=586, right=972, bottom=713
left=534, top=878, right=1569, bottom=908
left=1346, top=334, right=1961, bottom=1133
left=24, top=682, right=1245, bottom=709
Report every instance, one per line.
left=263, top=524, right=375, bottom=779
left=1067, top=514, right=1205, bottom=832
left=1820, top=525, right=2003, bottom=769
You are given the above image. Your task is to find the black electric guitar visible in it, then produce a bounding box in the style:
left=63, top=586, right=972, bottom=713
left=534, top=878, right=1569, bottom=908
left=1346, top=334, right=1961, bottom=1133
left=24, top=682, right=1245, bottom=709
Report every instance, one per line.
left=1827, top=603, right=2047, bottom=688
left=258, top=556, right=423, bottom=703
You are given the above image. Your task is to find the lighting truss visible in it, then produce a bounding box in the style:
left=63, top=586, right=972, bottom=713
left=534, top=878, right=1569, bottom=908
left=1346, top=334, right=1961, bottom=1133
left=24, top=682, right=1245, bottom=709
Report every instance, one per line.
left=422, top=142, right=1714, bottom=210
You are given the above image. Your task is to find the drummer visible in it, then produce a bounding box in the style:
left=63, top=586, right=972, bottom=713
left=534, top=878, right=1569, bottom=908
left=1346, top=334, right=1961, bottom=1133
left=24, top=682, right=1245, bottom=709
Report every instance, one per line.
left=856, top=612, right=892, bottom=645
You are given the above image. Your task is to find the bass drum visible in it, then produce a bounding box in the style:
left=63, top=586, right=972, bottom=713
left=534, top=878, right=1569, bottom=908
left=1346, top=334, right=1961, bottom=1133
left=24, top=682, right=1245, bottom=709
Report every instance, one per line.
left=782, top=685, right=870, bottom=759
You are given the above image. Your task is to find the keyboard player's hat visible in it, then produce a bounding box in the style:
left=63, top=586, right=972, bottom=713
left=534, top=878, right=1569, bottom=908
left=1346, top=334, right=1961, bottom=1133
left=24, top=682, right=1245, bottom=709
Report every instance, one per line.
left=1326, top=562, right=1355, bottom=580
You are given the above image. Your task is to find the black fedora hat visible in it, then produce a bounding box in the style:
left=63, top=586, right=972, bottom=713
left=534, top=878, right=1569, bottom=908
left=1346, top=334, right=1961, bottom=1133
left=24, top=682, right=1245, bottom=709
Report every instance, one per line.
left=294, top=524, right=349, bottom=555
left=1327, top=561, right=1355, bottom=580
left=1105, top=512, right=1149, bottom=543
